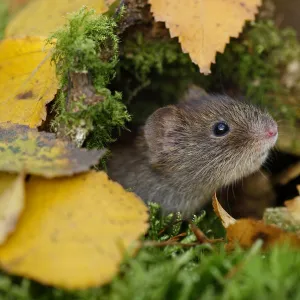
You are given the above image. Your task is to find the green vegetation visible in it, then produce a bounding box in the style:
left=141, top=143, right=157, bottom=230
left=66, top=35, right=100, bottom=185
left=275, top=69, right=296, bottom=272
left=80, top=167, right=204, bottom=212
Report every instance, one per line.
left=1, top=204, right=300, bottom=300
left=48, top=7, right=130, bottom=148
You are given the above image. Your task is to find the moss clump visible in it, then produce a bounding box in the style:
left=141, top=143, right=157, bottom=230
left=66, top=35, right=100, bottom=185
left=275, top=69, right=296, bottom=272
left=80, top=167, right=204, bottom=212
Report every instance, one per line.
left=198, top=20, right=300, bottom=122
left=48, top=7, right=130, bottom=149
left=113, top=33, right=199, bottom=124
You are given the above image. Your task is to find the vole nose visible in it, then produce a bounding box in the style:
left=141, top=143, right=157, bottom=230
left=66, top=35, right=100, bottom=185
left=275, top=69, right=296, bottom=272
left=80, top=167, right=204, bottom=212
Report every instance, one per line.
left=266, top=124, right=278, bottom=138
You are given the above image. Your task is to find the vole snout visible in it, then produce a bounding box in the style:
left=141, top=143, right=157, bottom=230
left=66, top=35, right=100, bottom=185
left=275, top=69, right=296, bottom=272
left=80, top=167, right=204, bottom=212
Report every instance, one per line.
left=265, top=123, right=278, bottom=138
left=253, top=116, right=278, bottom=150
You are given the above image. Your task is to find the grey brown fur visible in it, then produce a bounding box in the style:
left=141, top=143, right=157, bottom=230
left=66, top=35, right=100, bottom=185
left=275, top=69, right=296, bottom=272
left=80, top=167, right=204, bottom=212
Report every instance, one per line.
left=107, top=89, right=278, bottom=215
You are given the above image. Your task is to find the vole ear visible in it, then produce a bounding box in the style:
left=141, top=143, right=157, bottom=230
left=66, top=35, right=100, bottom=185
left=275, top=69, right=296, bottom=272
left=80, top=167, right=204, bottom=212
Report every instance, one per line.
left=144, top=105, right=180, bottom=165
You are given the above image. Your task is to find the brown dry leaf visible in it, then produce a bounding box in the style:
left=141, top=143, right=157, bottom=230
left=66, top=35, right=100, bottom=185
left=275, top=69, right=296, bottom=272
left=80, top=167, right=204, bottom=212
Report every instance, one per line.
left=149, top=0, right=262, bottom=74
left=0, top=123, right=105, bottom=178
left=0, top=36, right=58, bottom=127
left=284, top=185, right=300, bottom=222
left=213, top=194, right=300, bottom=250
left=212, top=193, right=236, bottom=228
left=5, top=0, right=117, bottom=38
left=226, top=219, right=300, bottom=251
left=0, top=173, right=25, bottom=245
left=0, top=171, right=149, bottom=289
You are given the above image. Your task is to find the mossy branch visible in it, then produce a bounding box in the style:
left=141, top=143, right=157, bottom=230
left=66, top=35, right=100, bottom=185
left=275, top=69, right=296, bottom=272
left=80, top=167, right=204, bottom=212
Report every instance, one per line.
left=47, top=7, right=130, bottom=148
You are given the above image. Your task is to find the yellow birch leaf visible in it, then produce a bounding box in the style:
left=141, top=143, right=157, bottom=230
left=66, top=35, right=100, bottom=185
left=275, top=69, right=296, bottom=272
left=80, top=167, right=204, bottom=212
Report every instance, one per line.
left=0, top=171, right=149, bottom=289
left=0, top=173, right=25, bottom=245
left=0, top=36, right=58, bottom=127
left=5, top=0, right=117, bottom=38
left=149, top=0, right=262, bottom=74
left=0, top=123, right=106, bottom=177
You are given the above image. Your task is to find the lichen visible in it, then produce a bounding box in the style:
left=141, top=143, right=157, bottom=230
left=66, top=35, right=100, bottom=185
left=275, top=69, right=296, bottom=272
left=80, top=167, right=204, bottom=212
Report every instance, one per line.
left=263, top=207, right=300, bottom=233
left=47, top=7, right=130, bottom=149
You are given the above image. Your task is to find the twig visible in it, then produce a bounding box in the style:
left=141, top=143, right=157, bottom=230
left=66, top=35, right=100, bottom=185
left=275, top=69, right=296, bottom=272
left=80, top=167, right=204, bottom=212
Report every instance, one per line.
left=142, top=240, right=207, bottom=248
left=158, top=219, right=187, bottom=236
left=189, top=222, right=224, bottom=244
left=168, top=232, right=187, bottom=242
left=143, top=228, right=223, bottom=248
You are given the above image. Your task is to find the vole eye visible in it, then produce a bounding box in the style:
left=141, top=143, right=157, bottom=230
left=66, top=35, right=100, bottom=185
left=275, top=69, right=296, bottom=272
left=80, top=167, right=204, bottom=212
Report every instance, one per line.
left=213, top=122, right=230, bottom=137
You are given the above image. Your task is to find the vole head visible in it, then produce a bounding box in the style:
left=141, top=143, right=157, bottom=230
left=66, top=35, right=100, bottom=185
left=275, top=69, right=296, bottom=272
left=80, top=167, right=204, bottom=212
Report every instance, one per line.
left=144, top=94, right=278, bottom=191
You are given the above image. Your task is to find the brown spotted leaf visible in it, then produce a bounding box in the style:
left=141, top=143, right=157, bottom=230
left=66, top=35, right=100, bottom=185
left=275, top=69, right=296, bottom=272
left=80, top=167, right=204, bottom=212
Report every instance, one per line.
left=0, top=123, right=105, bottom=178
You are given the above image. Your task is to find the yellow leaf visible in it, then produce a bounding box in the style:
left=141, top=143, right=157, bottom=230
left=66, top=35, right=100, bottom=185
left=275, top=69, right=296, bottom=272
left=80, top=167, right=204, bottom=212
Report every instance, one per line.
left=149, top=0, right=262, bottom=74
left=0, top=173, right=25, bottom=245
left=0, top=171, right=149, bottom=289
left=0, top=123, right=106, bottom=177
left=0, top=37, right=58, bottom=127
left=5, top=0, right=117, bottom=38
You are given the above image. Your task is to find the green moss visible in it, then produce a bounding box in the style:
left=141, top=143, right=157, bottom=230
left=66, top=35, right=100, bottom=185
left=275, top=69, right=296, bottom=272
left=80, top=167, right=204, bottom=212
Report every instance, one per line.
left=48, top=6, right=119, bottom=90
left=113, top=33, right=199, bottom=124
left=0, top=2, right=9, bottom=40
left=198, top=20, right=300, bottom=122
left=1, top=204, right=300, bottom=300
left=48, top=7, right=130, bottom=149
